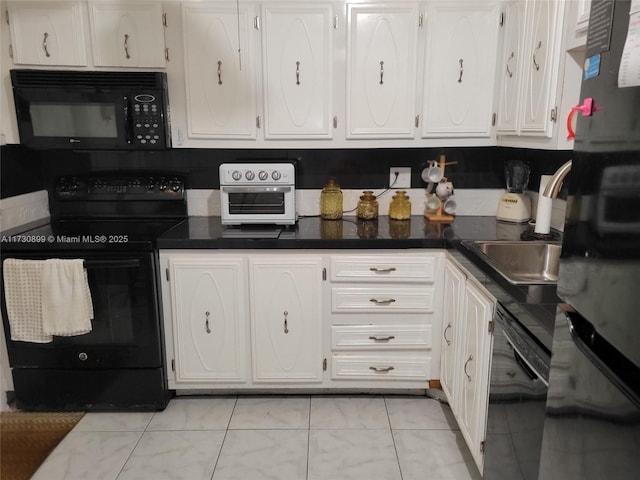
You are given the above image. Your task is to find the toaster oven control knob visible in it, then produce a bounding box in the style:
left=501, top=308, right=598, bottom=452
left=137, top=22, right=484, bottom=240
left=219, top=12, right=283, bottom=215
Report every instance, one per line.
left=232, top=170, right=242, bottom=181
left=78, top=352, right=88, bottom=361
left=272, top=171, right=282, bottom=181
left=245, top=171, right=255, bottom=181
left=258, top=170, right=268, bottom=181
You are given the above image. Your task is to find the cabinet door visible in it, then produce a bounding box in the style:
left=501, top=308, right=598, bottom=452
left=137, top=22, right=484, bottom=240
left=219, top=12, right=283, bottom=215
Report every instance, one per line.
left=169, top=258, right=247, bottom=383
left=182, top=4, right=257, bottom=139
left=346, top=3, right=419, bottom=139
left=458, top=281, right=494, bottom=473
left=89, top=1, right=166, bottom=67
left=7, top=1, right=87, bottom=66
left=250, top=257, right=323, bottom=382
left=441, top=261, right=466, bottom=404
left=496, top=0, right=526, bottom=134
left=519, top=0, right=562, bottom=136
left=421, top=2, right=499, bottom=138
left=262, top=4, right=333, bottom=139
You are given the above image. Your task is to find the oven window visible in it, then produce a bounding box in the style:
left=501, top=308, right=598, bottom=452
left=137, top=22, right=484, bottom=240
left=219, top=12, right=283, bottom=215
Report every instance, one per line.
left=228, top=192, right=285, bottom=214
left=30, top=103, right=118, bottom=138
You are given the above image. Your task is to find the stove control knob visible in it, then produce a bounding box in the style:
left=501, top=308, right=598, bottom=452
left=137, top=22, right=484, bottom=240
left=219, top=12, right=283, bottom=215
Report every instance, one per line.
left=245, top=170, right=255, bottom=181
left=158, top=178, right=168, bottom=191
left=258, top=170, right=268, bottom=181
left=171, top=183, right=181, bottom=192
left=232, top=170, right=242, bottom=181
left=78, top=352, right=88, bottom=361
left=272, top=171, right=282, bottom=181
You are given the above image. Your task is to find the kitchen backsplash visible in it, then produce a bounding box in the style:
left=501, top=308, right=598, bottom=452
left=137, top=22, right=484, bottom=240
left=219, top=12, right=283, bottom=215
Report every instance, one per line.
left=1, top=144, right=571, bottom=198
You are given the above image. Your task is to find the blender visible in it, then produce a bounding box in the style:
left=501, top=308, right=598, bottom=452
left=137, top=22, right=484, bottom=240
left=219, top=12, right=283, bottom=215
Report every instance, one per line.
left=496, top=160, right=531, bottom=223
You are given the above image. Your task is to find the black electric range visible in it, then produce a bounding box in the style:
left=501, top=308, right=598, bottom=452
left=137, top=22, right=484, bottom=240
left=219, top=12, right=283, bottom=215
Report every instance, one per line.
left=0, top=172, right=186, bottom=411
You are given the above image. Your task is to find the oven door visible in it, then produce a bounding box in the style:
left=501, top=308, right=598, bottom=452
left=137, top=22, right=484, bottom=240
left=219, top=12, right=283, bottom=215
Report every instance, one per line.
left=1, top=252, right=163, bottom=369
left=221, top=185, right=296, bottom=225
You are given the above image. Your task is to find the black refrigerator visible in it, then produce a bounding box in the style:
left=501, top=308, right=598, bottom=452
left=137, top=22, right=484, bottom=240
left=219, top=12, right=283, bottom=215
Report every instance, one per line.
left=538, top=1, right=640, bottom=479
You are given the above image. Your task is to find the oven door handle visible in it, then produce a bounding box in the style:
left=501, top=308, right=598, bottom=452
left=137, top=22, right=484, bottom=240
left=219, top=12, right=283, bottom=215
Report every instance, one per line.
left=221, top=186, right=292, bottom=193
left=83, top=259, right=141, bottom=269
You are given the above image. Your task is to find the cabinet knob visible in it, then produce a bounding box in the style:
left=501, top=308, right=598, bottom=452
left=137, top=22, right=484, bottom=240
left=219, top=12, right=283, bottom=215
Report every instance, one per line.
left=369, top=366, right=395, bottom=373
left=369, top=335, right=395, bottom=342
left=369, top=298, right=396, bottom=306
left=42, top=32, right=50, bottom=58
left=464, top=354, right=473, bottom=382
left=443, top=323, right=452, bottom=346
left=205, top=311, right=211, bottom=334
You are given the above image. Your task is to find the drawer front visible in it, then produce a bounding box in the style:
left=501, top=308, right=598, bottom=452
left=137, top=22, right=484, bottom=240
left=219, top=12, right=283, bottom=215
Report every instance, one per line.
left=331, top=255, right=437, bottom=283
left=331, top=354, right=430, bottom=380
left=332, top=287, right=435, bottom=313
left=331, top=325, right=432, bottom=350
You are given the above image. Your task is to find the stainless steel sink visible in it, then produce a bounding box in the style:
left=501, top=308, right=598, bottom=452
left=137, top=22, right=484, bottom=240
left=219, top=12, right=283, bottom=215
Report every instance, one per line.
left=464, top=240, right=562, bottom=285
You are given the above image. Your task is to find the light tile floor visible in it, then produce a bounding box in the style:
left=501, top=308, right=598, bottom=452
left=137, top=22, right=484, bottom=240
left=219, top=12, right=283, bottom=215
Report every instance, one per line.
left=32, top=395, right=482, bottom=480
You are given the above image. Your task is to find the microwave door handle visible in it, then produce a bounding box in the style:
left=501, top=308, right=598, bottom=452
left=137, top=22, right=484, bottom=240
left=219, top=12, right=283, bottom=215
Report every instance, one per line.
left=123, top=96, right=133, bottom=145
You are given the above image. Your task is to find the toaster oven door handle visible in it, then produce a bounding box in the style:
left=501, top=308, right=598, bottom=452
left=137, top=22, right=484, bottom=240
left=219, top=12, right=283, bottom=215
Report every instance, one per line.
left=222, top=186, right=292, bottom=193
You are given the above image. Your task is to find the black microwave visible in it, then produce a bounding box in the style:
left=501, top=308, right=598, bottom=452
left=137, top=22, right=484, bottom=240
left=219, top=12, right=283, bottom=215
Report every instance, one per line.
left=11, top=69, right=171, bottom=150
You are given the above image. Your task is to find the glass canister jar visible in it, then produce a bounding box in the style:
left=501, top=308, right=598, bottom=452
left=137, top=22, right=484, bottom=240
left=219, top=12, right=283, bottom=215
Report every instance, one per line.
left=320, top=178, right=343, bottom=220
left=357, top=191, right=378, bottom=220
left=389, top=190, right=411, bottom=220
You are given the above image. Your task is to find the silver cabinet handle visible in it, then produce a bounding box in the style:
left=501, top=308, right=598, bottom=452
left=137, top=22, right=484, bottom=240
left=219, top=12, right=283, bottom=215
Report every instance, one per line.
left=506, top=51, right=514, bottom=78
left=464, top=354, right=473, bottom=382
left=533, top=41, right=542, bottom=71
left=379, top=61, right=384, bottom=84
left=42, top=32, right=50, bottom=57
left=369, top=267, right=396, bottom=273
left=283, top=311, right=289, bottom=334
left=369, top=298, right=396, bottom=305
left=124, top=34, right=130, bottom=59
left=369, top=366, right=395, bottom=373
left=205, top=311, right=211, bottom=334
left=458, top=58, right=464, bottom=83
left=296, top=61, right=300, bottom=85
left=217, top=61, right=223, bottom=85
left=443, top=323, right=452, bottom=346
left=369, top=335, right=395, bottom=342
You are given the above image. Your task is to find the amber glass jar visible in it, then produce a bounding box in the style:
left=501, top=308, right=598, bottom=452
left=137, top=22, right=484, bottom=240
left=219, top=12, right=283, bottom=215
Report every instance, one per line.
left=357, top=191, right=378, bottom=220
left=320, top=178, right=343, bottom=220
left=389, top=190, right=411, bottom=220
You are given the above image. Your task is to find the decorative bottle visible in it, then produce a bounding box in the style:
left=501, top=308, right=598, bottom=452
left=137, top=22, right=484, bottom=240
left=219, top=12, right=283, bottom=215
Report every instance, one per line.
left=389, top=190, right=411, bottom=220
left=320, top=178, right=343, bottom=220
left=357, top=191, right=378, bottom=220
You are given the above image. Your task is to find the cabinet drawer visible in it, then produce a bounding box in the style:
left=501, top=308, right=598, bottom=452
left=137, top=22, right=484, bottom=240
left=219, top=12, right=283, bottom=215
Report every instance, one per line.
left=331, top=255, right=437, bottom=283
left=331, top=325, right=432, bottom=350
left=331, top=354, right=430, bottom=380
left=332, top=287, right=434, bottom=313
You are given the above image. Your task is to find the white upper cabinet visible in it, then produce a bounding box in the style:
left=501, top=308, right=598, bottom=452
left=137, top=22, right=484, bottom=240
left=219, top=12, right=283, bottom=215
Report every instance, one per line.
left=496, top=0, right=526, bottom=134
left=88, top=1, right=166, bottom=68
left=346, top=3, right=419, bottom=139
left=421, top=2, right=500, bottom=138
left=249, top=256, right=323, bottom=383
left=497, top=0, right=565, bottom=138
left=520, top=0, right=563, bottom=135
left=182, top=3, right=257, bottom=139
left=261, top=4, right=333, bottom=139
left=7, top=1, right=87, bottom=66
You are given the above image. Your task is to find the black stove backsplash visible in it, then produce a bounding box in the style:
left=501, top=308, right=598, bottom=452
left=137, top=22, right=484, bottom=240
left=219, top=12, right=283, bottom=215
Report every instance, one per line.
left=1, top=145, right=570, bottom=199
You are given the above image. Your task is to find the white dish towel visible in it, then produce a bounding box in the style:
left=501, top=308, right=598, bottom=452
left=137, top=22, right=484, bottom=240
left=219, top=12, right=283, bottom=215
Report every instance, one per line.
left=41, top=259, right=93, bottom=337
left=2, top=258, right=93, bottom=343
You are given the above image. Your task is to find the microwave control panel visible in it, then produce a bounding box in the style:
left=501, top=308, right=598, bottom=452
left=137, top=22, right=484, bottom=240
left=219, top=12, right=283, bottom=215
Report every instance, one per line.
left=131, top=93, right=165, bottom=147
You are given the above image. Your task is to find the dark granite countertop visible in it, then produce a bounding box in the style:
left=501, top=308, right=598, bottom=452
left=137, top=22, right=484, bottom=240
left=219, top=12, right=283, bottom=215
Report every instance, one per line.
left=158, top=215, right=560, bottom=351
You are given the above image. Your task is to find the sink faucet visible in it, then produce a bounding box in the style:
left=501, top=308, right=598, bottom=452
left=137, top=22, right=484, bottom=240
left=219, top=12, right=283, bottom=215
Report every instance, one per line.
left=543, top=160, right=572, bottom=198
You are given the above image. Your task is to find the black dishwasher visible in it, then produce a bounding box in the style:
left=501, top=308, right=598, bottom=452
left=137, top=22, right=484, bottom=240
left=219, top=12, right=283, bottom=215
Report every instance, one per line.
left=484, top=303, right=550, bottom=480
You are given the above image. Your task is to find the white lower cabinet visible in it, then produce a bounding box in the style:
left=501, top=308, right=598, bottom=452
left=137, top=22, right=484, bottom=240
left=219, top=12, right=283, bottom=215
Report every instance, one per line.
left=161, top=249, right=447, bottom=391
left=329, top=252, right=445, bottom=387
left=162, top=255, right=248, bottom=387
left=249, top=257, right=323, bottom=383
left=441, top=256, right=495, bottom=474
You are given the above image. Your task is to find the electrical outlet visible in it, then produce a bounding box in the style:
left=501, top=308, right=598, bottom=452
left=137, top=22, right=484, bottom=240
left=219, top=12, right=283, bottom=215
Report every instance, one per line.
left=389, top=167, right=411, bottom=188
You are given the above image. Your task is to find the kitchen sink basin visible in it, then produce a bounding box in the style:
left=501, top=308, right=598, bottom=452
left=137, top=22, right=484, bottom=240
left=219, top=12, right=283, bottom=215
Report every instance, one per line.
left=464, top=240, right=562, bottom=285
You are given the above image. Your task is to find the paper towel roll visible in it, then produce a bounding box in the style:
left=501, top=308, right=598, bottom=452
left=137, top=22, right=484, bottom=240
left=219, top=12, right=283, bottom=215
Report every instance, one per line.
left=534, top=175, right=553, bottom=234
